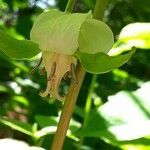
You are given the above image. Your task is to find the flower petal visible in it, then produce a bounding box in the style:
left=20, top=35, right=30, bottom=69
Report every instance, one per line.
left=40, top=52, right=77, bottom=100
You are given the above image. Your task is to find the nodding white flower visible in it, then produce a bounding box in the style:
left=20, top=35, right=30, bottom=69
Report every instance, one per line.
left=30, top=9, right=114, bottom=100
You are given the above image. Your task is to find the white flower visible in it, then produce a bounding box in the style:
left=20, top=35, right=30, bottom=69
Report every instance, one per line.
left=30, top=9, right=114, bottom=100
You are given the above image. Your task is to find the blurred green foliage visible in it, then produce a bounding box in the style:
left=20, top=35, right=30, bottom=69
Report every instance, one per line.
left=0, top=0, right=150, bottom=150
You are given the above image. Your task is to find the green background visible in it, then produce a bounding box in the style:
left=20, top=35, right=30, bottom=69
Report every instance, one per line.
left=0, top=0, right=150, bottom=150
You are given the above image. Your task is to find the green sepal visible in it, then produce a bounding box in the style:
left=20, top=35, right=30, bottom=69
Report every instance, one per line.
left=0, top=30, right=40, bottom=59
left=30, top=9, right=92, bottom=55
left=74, top=47, right=136, bottom=74
left=79, top=19, right=114, bottom=54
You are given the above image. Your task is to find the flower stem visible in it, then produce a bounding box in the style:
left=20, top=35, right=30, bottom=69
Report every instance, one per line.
left=51, top=64, right=85, bottom=150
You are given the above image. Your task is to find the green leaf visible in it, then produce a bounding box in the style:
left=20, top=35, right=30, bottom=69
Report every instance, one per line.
left=118, top=23, right=150, bottom=49
left=30, top=9, right=92, bottom=55
left=79, top=82, right=150, bottom=143
left=35, top=115, right=57, bottom=128
left=0, top=118, right=33, bottom=136
left=75, top=47, right=135, bottom=74
left=79, top=19, right=114, bottom=54
left=0, top=30, right=40, bottom=59
left=105, top=120, right=150, bottom=141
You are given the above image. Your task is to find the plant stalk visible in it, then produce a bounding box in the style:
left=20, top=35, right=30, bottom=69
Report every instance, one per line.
left=51, top=64, right=85, bottom=150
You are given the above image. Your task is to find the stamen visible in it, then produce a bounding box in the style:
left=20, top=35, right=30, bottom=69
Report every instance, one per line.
left=48, top=62, right=56, bottom=81
left=30, top=57, right=43, bottom=74
left=70, top=63, right=78, bottom=84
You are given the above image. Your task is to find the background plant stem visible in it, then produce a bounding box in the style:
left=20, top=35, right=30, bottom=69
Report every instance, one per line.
left=65, top=0, right=76, bottom=12
left=77, top=75, right=97, bottom=150
left=77, top=0, right=107, bottom=149
left=93, top=0, right=108, bottom=20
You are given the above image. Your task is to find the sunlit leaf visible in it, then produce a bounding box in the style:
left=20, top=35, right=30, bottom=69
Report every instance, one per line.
left=79, top=19, right=114, bottom=54
left=0, top=30, right=40, bottom=59
left=118, top=23, right=150, bottom=49
left=79, top=82, right=150, bottom=143
left=107, top=120, right=150, bottom=141
left=35, top=126, right=57, bottom=138
left=121, top=144, right=150, bottom=150
left=0, top=139, right=45, bottom=150
left=75, top=47, right=135, bottom=74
